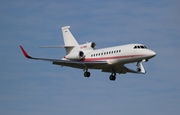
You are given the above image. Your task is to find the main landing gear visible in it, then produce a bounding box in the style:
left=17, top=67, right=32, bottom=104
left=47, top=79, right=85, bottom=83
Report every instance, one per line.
left=84, top=67, right=91, bottom=77
left=83, top=69, right=117, bottom=81
left=109, top=68, right=116, bottom=81
left=84, top=71, right=116, bottom=81
left=109, top=73, right=116, bottom=81
left=84, top=71, right=90, bottom=77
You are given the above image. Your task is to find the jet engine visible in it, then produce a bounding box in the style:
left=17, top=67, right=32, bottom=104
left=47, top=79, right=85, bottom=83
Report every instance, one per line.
left=79, top=42, right=96, bottom=50
left=65, top=51, right=85, bottom=60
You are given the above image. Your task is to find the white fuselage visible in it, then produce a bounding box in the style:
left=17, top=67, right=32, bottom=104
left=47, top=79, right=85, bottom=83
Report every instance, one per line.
left=80, top=43, right=156, bottom=65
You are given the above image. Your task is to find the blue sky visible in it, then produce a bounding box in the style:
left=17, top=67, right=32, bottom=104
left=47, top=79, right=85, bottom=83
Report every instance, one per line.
left=0, top=0, right=180, bottom=115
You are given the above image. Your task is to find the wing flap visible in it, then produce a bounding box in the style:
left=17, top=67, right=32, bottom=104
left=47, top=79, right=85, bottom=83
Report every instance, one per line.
left=102, top=65, right=128, bottom=74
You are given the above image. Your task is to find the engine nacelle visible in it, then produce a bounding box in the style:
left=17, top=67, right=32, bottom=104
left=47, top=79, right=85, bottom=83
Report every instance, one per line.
left=79, top=42, right=96, bottom=50
left=65, top=51, right=85, bottom=60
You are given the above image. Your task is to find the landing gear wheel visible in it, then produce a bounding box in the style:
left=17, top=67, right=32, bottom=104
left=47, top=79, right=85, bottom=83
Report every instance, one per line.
left=109, top=75, right=116, bottom=81
left=84, top=72, right=90, bottom=77
left=137, top=68, right=141, bottom=72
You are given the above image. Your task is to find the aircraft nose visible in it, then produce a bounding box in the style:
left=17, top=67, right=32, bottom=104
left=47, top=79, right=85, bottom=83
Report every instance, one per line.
left=149, top=50, right=156, bottom=58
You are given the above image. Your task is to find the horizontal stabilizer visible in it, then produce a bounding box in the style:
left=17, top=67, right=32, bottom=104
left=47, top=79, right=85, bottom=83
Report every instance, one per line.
left=39, top=45, right=74, bottom=48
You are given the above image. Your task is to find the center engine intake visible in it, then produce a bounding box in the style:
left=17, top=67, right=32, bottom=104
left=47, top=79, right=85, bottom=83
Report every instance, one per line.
left=79, top=42, right=96, bottom=50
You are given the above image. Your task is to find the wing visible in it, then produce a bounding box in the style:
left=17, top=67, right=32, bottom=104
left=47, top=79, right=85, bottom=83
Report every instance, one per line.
left=20, top=46, right=108, bottom=69
left=101, top=65, right=131, bottom=74
left=102, top=62, right=146, bottom=74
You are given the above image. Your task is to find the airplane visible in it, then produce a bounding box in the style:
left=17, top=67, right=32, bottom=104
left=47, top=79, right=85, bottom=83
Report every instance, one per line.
left=20, top=26, right=156, bottom=81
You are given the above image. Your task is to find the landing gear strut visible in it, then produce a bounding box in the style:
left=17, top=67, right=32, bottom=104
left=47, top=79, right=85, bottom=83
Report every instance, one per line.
left=83, top=66, right=90, bottom=77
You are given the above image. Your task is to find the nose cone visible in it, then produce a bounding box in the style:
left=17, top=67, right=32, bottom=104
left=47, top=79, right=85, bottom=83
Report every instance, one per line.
left=151, top=50, right=156, bottom=56
left=148, top=50, right=156, bottom=58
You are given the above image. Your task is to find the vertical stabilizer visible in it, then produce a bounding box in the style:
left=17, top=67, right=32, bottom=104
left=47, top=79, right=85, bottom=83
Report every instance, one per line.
left=62, top=26, right=79, bottom=54
left=62, top=26, right=79, bottom=46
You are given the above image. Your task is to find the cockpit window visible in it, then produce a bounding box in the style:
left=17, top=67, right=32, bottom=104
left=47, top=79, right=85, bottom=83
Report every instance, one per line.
left=134, top=45, right=148, bottom=49
left=140, top=46, right=144, bottom=48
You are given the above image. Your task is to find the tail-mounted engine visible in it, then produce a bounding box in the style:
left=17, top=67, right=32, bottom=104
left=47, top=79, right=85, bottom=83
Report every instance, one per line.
left=65, top=42, right=96, bottom=60
left=65, top=51, right=85, bottom=60
left=79, top=42, right=96, bottom=50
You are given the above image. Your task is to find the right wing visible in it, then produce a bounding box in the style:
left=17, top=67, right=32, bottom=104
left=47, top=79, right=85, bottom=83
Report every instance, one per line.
left=102, top=61, right=146, bottom=74
left=20, top=46, right=107, bottom=69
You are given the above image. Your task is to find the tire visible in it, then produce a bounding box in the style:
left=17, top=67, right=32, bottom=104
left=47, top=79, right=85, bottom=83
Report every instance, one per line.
left=109, top=75, right=116, bottom=81
left=84, top=72, right=90, bottom=77
left=137, top=68, right=141, bottom=72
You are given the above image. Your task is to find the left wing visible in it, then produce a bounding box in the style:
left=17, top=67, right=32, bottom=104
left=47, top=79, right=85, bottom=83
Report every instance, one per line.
left=20, top=46, right=108, bottom=69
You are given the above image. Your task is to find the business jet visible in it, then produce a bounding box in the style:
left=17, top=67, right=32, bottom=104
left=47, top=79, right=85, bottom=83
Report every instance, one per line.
left=20, top=26, right=156, bottom=81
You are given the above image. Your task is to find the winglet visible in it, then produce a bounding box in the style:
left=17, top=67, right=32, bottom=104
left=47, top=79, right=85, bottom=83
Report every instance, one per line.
left=19, top=45, right=32, bottom=58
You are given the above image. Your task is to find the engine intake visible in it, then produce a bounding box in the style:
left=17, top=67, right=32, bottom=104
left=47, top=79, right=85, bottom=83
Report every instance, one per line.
left=79, top=42, right=96, bottom=50
left=65, top=51, right=85, bottom=60
left=91, top=42, right=96, bottom=49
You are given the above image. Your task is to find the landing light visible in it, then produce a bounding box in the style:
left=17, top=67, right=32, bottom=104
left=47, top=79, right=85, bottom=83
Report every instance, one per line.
left=142, top=59, right=148, bottom=62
